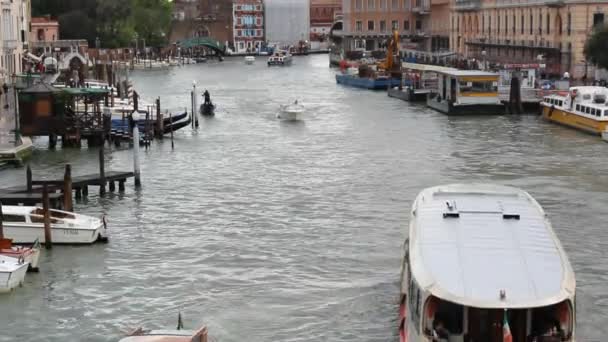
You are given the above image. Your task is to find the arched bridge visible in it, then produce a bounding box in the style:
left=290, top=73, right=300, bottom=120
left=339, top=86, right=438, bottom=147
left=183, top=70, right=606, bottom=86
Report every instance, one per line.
left=178, top=37, right=225, bottom=55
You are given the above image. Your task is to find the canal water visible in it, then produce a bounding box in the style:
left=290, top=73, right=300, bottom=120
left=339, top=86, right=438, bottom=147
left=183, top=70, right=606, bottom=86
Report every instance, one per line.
left=1, top=54, right=607, bottom=341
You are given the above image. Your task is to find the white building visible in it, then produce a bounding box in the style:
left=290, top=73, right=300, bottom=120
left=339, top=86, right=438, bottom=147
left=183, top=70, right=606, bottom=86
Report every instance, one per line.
left=264, top=0, right=310, bottom=45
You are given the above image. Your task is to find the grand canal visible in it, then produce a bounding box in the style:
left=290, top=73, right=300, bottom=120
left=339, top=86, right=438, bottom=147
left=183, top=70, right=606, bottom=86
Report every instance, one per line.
left=1, top=54, right=607, bottom=341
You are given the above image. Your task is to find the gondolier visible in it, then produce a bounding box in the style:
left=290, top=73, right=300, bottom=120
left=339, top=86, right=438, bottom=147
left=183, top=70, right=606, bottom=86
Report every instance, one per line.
left=200, top=90, right=215, bottom=116
left=203, top=90, right=211, bottom=105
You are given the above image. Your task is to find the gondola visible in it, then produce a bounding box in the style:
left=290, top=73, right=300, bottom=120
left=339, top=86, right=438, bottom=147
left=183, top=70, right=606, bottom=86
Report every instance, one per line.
left=200, top=102, right=215, bottom=116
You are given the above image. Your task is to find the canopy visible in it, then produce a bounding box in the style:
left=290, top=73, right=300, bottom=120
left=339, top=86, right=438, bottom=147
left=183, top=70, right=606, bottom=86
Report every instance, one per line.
left=178, top=37, right=225, bottom=54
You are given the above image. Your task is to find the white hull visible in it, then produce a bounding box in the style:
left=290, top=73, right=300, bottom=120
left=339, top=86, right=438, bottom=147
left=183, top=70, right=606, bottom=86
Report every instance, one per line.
left=603, top=130, right=608, bottom=142
left=0, top=258, right=28, bottom=293
left=277, top=111, right=300, bottom=121
left=1, top=247, right=41, bottom=271
left=3, top=223, right=106, bottom=244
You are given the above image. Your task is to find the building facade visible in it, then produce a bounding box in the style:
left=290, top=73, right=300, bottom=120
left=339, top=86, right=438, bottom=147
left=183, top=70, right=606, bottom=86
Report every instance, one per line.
left=265, top=0, right=310, bottom=45
left=0, top=0, right=29, bottom=79
left=340, top=0, right=449, bottom=55
left=233, top=0, right=264, bottom=53
left=451, top=0, right=608, bottom=79
left=30, top=16, right=59, bottom=42
left=169, top=0, right=233, bottom=49
left=310, top=0, right=342, bottom=41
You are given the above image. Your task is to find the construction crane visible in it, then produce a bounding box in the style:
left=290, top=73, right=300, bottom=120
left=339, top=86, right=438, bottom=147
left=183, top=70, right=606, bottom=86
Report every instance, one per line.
left=378, top=30, right=400, bottom=72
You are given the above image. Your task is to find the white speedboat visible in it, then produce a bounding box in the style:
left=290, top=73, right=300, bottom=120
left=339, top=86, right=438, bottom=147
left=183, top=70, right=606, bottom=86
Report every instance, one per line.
left=278, top=101, right=305, bottom=121
left=0, top=255, right=29, bottom=293
left=1, top=206, right=108, bottom=244
left=0, top=239, right=41, bottom=272
left=244, top=56, right=255, bottom=65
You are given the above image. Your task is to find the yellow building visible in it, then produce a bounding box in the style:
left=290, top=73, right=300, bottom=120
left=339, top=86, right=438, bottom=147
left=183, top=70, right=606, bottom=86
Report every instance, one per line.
left=451, top=0, right=608, bottom=79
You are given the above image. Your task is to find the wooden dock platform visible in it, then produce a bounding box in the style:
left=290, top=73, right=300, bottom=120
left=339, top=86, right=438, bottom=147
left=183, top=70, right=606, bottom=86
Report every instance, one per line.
left=0, top=192, right=63, bottom=207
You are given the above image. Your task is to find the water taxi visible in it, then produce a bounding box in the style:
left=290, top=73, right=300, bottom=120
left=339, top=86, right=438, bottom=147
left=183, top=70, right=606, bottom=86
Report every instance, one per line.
left=400, top=184, right=576, bottom=342
left=427, top=70, right=504, bottom=115
left=540, top=86, right=608, bottom=135
left=267, top=50, right=292, bottom=66
left=278, top=100, right=305, bottom=121
left=1, top=206, right=108, bottom=244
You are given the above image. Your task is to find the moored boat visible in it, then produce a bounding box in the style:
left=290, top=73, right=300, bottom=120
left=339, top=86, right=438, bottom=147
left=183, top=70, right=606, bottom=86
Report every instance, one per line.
left=267, top=50, right=293, bottom=66
left=336, top=73, right=401, bottom=90
left=540, top=86, right=608, bottom=135
left=0, top=255, right=29, bottom=293
left=0, top=238, right=41, bottom=272
left=427, top=70, right=504, bottom=115
left=1, top=206, right=108, bottom=244
left=399, top=184, right=576, bottom=342
left=277, top=100, right=305, bottom=121
left=119, top=317, right=208, bottom=342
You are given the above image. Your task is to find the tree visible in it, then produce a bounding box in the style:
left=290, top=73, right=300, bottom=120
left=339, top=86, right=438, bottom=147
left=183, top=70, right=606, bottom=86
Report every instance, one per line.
left=584, top=25, right=608, bottom=71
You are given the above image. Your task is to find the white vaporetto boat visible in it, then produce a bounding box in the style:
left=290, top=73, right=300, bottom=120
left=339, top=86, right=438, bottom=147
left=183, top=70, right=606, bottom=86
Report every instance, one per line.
left=277, top=100, right=305, bottom=121
left=1, top=206, right=108, bottom=244
left=399, top=184, right=576, bottom=342
left=0, top=255, right=29, bottom=293
left=244, top=56, right=255, bottom=65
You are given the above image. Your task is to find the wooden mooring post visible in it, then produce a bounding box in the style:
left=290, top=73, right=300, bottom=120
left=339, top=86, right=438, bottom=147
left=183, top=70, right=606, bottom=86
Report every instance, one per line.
left=0, top=201, right=4, bottom=240
left=63, top=164, right=73, bottom=212
left=26, top=165, right=32, bottom=192
left=99, top=148, right=106, bottom=196
left=170, top=112, right=174, bottom=150
left=508, top=70, right=523, bottom=114
left=133, top=114, right=142, bottom=188
left=156, top=97, right=163, bottom=138
left=42, top=185, right=52, bottom=248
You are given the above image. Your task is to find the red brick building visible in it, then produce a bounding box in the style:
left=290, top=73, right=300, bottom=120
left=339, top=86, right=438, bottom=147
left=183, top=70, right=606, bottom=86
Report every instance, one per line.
left=170, top=0, right=233, bottom=48
left=233, top=0, right=264, bottom=53
left=310, top=0, right=342, bottom=41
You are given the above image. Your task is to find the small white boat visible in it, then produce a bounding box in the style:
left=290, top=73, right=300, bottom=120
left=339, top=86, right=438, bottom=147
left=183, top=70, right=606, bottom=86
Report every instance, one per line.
left=267, top=50, right=293, bottom=66
left=1, top=206, right=108, bottom=244
left=0, top=238, right=41, bottom=272
left=0, top=255, right=29, bottom=293
left=278, top=100, right=305, bottom=121
left=119, top=314, right=208, bottom=342
left=244, top=56, right=255, bottom=65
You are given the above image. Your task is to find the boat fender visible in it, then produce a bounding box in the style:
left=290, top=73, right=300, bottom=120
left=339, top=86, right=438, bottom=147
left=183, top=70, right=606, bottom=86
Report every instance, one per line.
left=18, top=255, right=25, bottom=265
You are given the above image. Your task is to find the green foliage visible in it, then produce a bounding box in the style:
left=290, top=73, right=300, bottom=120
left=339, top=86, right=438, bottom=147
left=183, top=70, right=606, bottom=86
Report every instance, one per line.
left=584, top=25, right=608, bottom=70
left=32, top=0, right=173, bottom=48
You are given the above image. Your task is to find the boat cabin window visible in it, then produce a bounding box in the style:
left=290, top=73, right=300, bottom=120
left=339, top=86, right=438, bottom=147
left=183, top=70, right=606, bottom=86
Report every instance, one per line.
left=422, top=298, right=574, bottom=342
left=32, top=208, right=75, bottom=220
left=605, top=109, right=608, bottom=117
left=2, top=214, right=26, bottom=222
left=585, top=107, right=591, bottom=114
left=593, top=94, right=605, bottom=104
left=30, top=214, right=62, bottom=224
left=423, top=297, right=464, bottom=340
left=582, top=94, right=591, bottom=101
left=458, top=79, right=498, bottom=95
left=575, top=104, right=581, bottom=111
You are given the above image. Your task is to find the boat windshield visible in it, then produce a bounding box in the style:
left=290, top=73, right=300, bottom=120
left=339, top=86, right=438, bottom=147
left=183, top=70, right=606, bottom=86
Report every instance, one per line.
left=459, top=80, right=498, bottom=95
left=422, top=297, right=574, bottom=342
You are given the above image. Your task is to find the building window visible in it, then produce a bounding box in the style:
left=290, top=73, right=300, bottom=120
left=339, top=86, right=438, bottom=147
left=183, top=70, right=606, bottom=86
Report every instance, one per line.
left=488, top=15, right=491, bottom=37
left=482, top=15, right=484, bottom=34
left=256, top=18, right=261, bottom=25
left=415, top=20, right=422, bottom=30
left=380, top=20, right=386, bottom=32
left=404, top=20, right=410, bottom=31
left=567, top=13, right=571, bottom=35
left=404, top=0, right=410, bottom=10
left=237, top=29, right=242, bottom=37
left=392, top=20, right=399, bottom=30
left=530, top=14, right=533, bottom=35
left=380, top=0, right=386, bottom=10
left=257, top=29, right=262, bottom=37
left=539, top=13, right=542, bottom=35
left=367, top=0, right=374, bottom=9
left=521, top=15, right=524, bottom=34
left=593, top=13, right=605, bottom=27
left=368, top=20, right=375, bottom=31
left=504, top=14, right=507, bottom=33
left=546, top=13, right=550, bottom=34
left=356, top=20, right=363, bottom=31
left=392, top=0, right=399, bottom=9
left=355, top=0, right=362, bottom=11
left=355, top=39, right=365, bottom=49
left=498, top=15, right=500, bottom=34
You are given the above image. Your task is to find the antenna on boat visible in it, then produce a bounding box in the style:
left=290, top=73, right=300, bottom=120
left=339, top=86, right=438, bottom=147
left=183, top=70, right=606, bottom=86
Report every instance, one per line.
left=177, top=312, right=184, bottom=330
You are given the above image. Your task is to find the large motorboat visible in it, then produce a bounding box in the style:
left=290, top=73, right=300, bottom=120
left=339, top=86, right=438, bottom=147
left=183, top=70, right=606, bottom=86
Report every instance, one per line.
left=0, top=255, right=29, bottom=293
left=541, top=86, right=608, bottom=135
left=277, top=100, right=305, bottom=121
left=1, top=206, right=108, bottom=244
left=427, top=70, right=504, bottom=115
left=267, top=50, right=293, bottom=66
left=0, top=238, right=41, bottom=272
left=399, top=184, right=576, bottom=342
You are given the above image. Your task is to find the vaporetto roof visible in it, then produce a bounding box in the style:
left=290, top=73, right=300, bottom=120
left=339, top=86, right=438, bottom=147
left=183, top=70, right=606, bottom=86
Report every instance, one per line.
left=408, top=184, right=576, bottom=309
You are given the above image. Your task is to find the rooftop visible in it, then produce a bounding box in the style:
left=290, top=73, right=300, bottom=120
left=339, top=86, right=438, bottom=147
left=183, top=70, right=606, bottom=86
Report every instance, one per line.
left=409, top=184, right=575, bottom=309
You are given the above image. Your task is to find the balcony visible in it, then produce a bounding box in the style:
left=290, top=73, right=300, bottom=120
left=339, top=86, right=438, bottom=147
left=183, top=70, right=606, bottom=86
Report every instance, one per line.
left=465, top=37, right=560, bottom=51
left=3, top=39, right=18, bottom=51
left=454, top=0, right=481, bottom=11
left=411, top=0, right=430, bottom=15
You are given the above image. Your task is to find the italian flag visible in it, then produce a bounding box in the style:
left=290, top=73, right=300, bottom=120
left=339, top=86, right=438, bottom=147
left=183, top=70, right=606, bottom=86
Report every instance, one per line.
left=503, top=310, right=513, bottom=342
